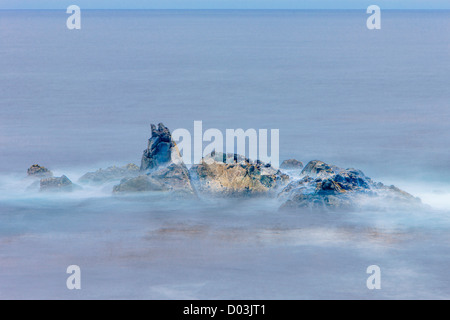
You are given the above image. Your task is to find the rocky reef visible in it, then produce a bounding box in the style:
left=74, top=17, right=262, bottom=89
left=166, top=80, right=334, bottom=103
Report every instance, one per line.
left=27, top=123, right=423, bottom=211
left=278, top=160, right=421, bottom=211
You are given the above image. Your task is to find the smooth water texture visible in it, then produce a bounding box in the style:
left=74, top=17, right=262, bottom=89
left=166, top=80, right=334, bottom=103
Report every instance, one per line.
left=0, top=10, right=449, bottom=299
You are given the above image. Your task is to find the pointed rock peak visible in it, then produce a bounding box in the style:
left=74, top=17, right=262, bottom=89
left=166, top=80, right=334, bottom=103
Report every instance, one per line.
left=149, top=123, right=172, bottom=143
left=141, top=123, right=183, bottom=171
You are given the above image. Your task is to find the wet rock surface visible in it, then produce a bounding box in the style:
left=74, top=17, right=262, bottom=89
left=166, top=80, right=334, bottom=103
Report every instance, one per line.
left=279, top=160, right=421, bottom=211
left=141, top=123, right=183, bottom=171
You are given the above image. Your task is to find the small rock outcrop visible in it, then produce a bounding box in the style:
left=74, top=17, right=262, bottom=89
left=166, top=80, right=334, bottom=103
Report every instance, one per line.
left=40, top=175, right=74, bottom=192
left=189, top=152, right=289, bottom=196
left=280, top=159, right=304, bottom=170
left=279, top=160, right=421, bottom=211
left=114, top=123, right=195, bottom=195
left=150, top=163, right=194, bottom=192
left=301, top=160, right=339, bottom=178
left=79, top=164, right=140, bottom=185
left=113, top=175, right=166, bottom=193
left=114, top=163, right=194, bottom=195
left=27, top=165, right=53, bottom=178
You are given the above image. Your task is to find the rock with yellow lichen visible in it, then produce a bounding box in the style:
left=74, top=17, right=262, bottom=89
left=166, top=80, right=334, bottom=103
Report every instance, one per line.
left=27, top=164, right=53, bottom=178
left=190, top=151, right=289, bottom=196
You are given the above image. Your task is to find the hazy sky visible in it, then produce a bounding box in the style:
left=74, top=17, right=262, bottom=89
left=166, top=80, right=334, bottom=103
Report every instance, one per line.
left=0, top=0, right=449, bottom=10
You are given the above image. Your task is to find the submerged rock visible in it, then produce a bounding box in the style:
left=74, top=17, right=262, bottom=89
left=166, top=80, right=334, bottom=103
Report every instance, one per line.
left=150, top=163, right=195, bottom=193
left=114, top=164, right=195, bottom=195
left=79, top=164, right=140, bottom=185
left=280, top=159, right=304, bottom=170
left=27, top=164, right=53, bottom=178
left=113, top=175, right=166, bottom=193
left=40, top=175, right=75, bottom=192
left=279, top=160, right=421, bottom=211
left=301, top=160, right=339, bottom=178
left=190, top=152, right=289, bottom=196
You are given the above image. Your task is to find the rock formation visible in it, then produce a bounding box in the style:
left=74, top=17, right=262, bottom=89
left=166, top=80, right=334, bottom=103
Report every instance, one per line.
left=114, top=123, right=195, bottom=195
left=141, top=123, right=184, bottom=171
left=280, top=159, right=304, bottom=170
left=189, top=151, right=289, bottom=196
left=27, top=123, right=424, bottom=212
left=113, top=175, right=166, bottom=193
left=279, top=160, right=421, bottom=211
left=27, top=165, right=53, bottom=178
left=79, top=164, right=140, bottom=185
left=40, top=175, right=74, bottom=192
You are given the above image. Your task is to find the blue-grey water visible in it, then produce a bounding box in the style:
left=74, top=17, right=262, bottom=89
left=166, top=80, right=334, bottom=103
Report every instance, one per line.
left=0, top=10, right=449, bottom=299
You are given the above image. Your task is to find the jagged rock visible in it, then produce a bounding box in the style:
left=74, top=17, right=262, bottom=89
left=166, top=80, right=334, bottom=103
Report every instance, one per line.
left=280, top=159, right=304, bottom=170
left=279, top=160, right=421, bottom=211
left=27, top=165, right=53, bottom=178
left=114, top=123, right=195, bottom=195
left=79, top=164, right=140, bottom=185
left=189, top=152, right=289, bottom=196
left=141, top=123, right=184, bottom=171
left=113, top=175, right=167, bottom=193
left=40, top=175, right=74, bottom=192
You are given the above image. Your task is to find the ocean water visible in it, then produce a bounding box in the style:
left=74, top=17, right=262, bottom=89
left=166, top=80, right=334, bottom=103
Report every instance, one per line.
left=0, top=10, right=449, bottom=299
